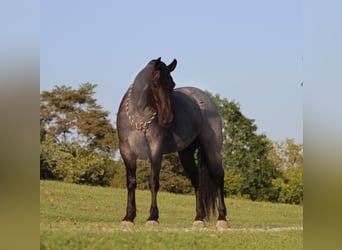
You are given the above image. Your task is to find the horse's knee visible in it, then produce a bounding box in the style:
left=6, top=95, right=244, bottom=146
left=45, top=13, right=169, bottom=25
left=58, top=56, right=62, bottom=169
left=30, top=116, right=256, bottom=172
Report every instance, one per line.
left=127, top=177, right=136, bottom=190
left=149, top=178, right=159, bottom=192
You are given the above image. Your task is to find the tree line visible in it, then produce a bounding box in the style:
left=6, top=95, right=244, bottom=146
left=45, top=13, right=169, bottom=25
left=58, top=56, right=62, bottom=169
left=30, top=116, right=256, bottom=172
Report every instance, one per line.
left=40, top=83, right=303, bottom=205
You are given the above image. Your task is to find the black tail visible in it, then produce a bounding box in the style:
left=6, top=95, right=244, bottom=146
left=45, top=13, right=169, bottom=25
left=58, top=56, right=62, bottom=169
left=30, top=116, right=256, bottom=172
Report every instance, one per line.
left=198, top=147, right=218, bottom=220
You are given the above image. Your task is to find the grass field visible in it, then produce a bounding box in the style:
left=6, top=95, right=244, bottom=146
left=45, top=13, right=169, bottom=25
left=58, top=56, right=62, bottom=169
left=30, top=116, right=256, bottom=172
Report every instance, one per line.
left=40, top=180, right=303, bottom=249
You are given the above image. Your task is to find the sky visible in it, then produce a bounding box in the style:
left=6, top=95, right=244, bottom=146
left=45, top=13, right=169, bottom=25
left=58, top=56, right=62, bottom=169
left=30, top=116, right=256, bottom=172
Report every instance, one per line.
left=41, top=0, right=303, bottom=143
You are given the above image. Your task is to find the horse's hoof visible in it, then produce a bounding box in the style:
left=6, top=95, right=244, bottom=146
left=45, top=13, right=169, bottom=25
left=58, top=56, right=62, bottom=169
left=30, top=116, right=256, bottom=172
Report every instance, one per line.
left=192, top=220, right=205, bottom=229
left=121, top=221, right=134, bottom=230
left=216, top=220, right=228, bottom=230
left=145, top=220, right=159, bottom=228
left=146, top=220, right=159, bottom=226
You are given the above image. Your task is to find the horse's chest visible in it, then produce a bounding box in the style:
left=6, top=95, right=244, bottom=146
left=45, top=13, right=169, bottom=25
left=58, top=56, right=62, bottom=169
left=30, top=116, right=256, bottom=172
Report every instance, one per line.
left=127, top=132, right=151, bottom=160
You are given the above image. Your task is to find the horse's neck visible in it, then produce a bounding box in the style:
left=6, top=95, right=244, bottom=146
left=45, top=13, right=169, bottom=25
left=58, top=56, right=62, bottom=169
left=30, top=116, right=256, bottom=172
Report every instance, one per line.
left=128, top=79, right=155, bottom=118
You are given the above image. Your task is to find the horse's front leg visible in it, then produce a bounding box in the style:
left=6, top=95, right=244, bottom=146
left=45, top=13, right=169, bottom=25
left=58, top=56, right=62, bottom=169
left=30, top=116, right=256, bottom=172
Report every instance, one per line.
left=122, top=154, right=137, bottom=223
left=147, top=155, right=162, bottom=223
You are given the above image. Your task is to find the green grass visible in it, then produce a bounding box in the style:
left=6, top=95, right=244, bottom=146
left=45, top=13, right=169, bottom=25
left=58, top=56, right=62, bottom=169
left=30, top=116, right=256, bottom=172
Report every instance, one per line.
left=40, top=180, right=303, bottom=249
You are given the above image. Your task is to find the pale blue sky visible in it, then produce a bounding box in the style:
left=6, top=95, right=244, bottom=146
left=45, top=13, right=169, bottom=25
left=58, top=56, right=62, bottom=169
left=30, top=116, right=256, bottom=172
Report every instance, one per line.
left=41, top=0, right=303, bottom=143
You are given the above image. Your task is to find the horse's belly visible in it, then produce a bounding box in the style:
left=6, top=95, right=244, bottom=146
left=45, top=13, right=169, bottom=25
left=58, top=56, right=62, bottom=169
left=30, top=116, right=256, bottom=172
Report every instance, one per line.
left=161, top=123, right=200, bottom=154
left=169, top=132, right=197, bottom=152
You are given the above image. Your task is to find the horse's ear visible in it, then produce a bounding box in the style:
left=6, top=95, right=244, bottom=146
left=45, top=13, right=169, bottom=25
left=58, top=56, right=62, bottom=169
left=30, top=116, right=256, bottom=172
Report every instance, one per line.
left=168, top=59, right=177, bottom=72
left=154, top=57, right=162, bottom=70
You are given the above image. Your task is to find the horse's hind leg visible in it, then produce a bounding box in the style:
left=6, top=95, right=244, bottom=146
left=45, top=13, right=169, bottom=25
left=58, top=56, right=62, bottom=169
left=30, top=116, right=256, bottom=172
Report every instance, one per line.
left=201, top=144, right=227, bottom=225
left=178, top=142, right=205, bottom=222
left=217, top=172, right=227, bottom=221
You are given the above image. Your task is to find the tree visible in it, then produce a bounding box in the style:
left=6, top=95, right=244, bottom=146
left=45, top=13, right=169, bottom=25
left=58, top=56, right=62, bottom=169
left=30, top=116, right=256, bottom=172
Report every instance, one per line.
left=40, top=83, right=118, bottom=185
left=209, top=92, right=280, bottom=201
left=40, top=83, right=118, bottom=154
left=268, top=139, right=303, bottom=204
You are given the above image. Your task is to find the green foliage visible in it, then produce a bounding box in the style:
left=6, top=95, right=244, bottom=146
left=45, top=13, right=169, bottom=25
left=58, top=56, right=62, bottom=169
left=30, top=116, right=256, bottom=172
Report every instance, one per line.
left=40, top=135, right=115, bottom=185
left=223, top=168, right=244, bottom=197
left=40, top=83, right=118, bottom=185
left=268, top=139, right=303, bottom=204
left=159, top=153, right=193, bottom=194
left=110, top=160, right=127, bottom=188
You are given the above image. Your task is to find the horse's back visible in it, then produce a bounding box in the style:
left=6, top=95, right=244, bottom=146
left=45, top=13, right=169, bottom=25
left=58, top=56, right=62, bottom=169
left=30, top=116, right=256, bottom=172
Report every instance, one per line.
left=174, top=87, right=221, bottom=127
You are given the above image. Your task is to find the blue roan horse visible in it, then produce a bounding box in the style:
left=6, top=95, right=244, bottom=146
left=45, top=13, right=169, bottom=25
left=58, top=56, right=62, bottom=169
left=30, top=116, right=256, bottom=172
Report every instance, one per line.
left=117, top=58, right=227, bottom=228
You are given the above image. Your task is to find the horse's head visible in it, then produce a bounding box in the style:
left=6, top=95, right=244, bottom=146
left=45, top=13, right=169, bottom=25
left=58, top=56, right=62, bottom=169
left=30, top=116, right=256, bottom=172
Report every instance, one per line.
left=151, top=57, right=177, bottom=127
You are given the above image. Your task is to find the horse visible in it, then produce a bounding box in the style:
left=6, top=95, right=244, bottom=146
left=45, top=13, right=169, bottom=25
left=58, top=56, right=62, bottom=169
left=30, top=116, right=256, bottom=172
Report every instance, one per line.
left=116, top=57, right=227, bottom=229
